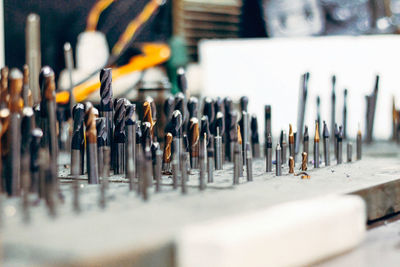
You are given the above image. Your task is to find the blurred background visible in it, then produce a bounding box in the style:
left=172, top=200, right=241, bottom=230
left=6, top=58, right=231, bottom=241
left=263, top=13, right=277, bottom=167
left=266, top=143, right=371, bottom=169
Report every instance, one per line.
left=2, top=0, right=400, bottom=139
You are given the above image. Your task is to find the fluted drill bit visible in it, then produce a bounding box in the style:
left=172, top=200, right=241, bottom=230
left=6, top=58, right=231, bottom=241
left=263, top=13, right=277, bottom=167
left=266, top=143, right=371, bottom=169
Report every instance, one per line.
left=177, top=67, right=187, bottom=96
left=323, top=121, right=330, bottom=166
left=125, top=104, right=136, bottom=186
left=250, top=114, right=260, bottom=158
left=85, top=103, right=99, bottom=184
left=23, top=65, right=33, bottom=107
left=314, top=122, right=320, bottom=168
left=0, top=67, right=8, bottom=108
left=187, top=96, right=198, bottom=120
left=240, top=96, right=248, bottom=112
left=100, top=68, right=113, bottom=148
left=162, top=132, right=173, bottom=174
left=96, top=117, right=108, bottom=177
left=143, top=101, right=155, bottom=139
left=71, top=103, right=85, bottom=175
left=188, top=118, right=199, bottom=169
left=303, top=125, right=309, bottom=156
left=113, top=98, right=126, bottom=174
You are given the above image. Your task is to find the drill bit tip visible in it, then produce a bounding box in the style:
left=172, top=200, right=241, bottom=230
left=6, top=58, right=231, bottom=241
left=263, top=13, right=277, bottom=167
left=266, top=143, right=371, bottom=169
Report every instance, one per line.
left=314, top=122, right=320, bottom=142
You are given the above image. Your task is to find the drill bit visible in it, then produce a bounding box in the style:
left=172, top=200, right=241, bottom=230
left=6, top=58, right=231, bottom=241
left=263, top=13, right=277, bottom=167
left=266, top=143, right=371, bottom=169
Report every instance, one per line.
left=150, top=140, right=160, bottom=188
left=239, top=111, right=249, bottom=166
left=164, top=96, right=175, bottom=123
left=264, top=105, right=272, bottom=154
left=323, top=121, right=330, bottom=166
left=224, top=97, right=233, bottom=160
left=233, top=140, right=240, bottom=185
left=334, top=123, right=339, bottom=159
left=266, top=133, right=272, bottom=172
left=177, top=67, right=187, bottom=96
left=237, top=125, right=243, bottom=177
left=6, top=68, right=23, bottom=196
left=22, top=65, right=33, bottom=107
left=303, top=125, right=309, bottom=156
left=85, top=103, right=99, bottom=184
left=357, top=127, right=362, bottom=160
left=281, top=130, right=287, bottom=166
left=71, top=103, right=85, bottom=175
left=214, top=97, right=225, bottom=115
left=203, top=97, right=215, bottom=136
left=174, top=93, right=187, bottom=134
left=0, top=67, right=8, bottom=108
left=141, top=144, right=152, bottom=201
left=343, top=89, right=348, bottom=139
left=365, top=75, right=379, bottom=143
left=187, top=96, right=198, bottom=120
left=240, top=96, right=248, bottom=112
left=227, top=111, right=238, bottom=162
left=0, top=108, right=9, bottom=193
left=162, top=133, right=173, bottom=174
left=337, top=126, right=343, bottom=164
left=100, top=68, right=113, bottom=150
left=207, top=146, right=214, bottom=183
left=276, top=143, right=282, bottom=176
left=347, top=143, right=352, bottom=162
left=316, top=96, right=321, bottom=136
left=21, top=107, right=34, bottom=219
left=289, top=156, right=294, bottom=174
left=188, top=118, right=199, bottom=169
left=143, top=100, right=155, bottom=139
left=63, top=42, right=74, bottom=108
left=171, top=110, right=183, bottom=171
left=331, top=75, right=336, bottom=143
left=250, top=114, right=260, bottom=158
left=26, top=13, right=41, bottom=104
left=246, top=143, right=253, bottom=181
left=289, top=124, right=295, bottom=166
left=96, top=117, right=108, bottom=178
left=30, top=128, right=42, bottom=194
left=215, top=112, right=224, bottom=169
left=296, top=72, right=309, bottom=155
left=301, top=152, right=308, bottom=171
left=314, top=122, right=320, bottom=168
left=113, top=98, right=126, bottom=174
left=125, top=104, right=136, bottom=189
left=199, top=132, right=207, bottom=190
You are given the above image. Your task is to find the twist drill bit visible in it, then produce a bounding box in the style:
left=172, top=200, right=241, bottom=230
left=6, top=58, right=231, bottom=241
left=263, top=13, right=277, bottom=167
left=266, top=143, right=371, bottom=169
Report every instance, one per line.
left=276, top=143, right=282, bottom=176
left=314, top=122, right=320, bottom=168
left=240, top=96, right=249, bottom=112
left=215, top=112, right=224, bottom=168
left=6, top=68, right=23, bottom=196
left=177, top=67, right=187, bottom=96
left=214, top=97, right=225, bottom=115
left=0, top=108, right=10, bottom=193
left=203, top=97, right=215, bottom=135
left=289, top=124, right=295, bottom=166
left=316, top=96, right=321, bottom=136
left=171, top=110, right=183, bottom=171
left=296, top=72, right=309, bottom=155
left=266, top=133, right=272, bottom=172
left=201, top=115, right=211, bottom=146
left=343, top=89, right=348, bottom=139
left=264, top=105, right=271, bottom=154
left=26, top=13, right=41, bottom=104
left=233, top=140, right=240, bottom=185
left=337, top=126, right=343, bottom=164
left=239, top=111, right=249, bottom=166
left=71, top=104, right=85, bottom=175
left=187, top=96, right=198, bottom=120
left=323, top=121, right=330, bottom=166
left=30, top=128, right=42, bottom=194
left=150, top=140, right=160, bottom=189
left=41, top=67, right=58, bottom=189
left=207, top=146, right=214, bottom=183
left=113, top=98, right=126, bottom=174
left=164, top=96, right=175, bottom=123
left=21, top=107, right=34, bottom=215
left=289, top=156, right=294, bottom=174
left=357, top=128, right=362, bottom=160
left=85, top=103, right=99, bottom=184
left=301, top=152, right=308, bottom=171
left=347, top=142, right=352, bottom=162
left=224, top=97, right=233, bottom=160
left=227, top=111, right=238, bottom=162
left=125, top=104, right=136, bottom=188
left=334, top=123, right=339, bottom=159
left=100, top=68, right=113, bottom=149
left=237, top=125, right=243, bottom=177
left=0, top=67, right=8, bottom=108
left=162, top=133, right=173, bottom=174
left=143, top=99, right=155, bottom=139
left=281, top=131, right=287, bottom=165
left=63, top=43, right=74, bottom=108
left=199, top=132, right=207, bottom=190
left=250, top=114, right=260, bottom=158
left=303, top=125, right=309, bottom=156
left=23, top=65, right=33, bottom=107
left=141, top=122, right=152, bottom=149
left=96, top=118, right=108, bottom=177
left=246, top=143, right=253, bottom=181
left=366, top=75, right=379, bottom=143
left=174, top=93, right=188, bottom=134
left=331, top=75, right=336, bottom=143
left=188, top=118, right=199, bottom=169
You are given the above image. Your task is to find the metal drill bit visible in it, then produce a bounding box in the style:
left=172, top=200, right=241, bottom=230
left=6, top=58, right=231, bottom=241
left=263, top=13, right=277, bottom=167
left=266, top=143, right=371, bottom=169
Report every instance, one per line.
left=125, top=104, right=136, bottom=189
left=240, top=96, right=248, bottom=112
left=301, top=152, right=308, bottom=171
left=233, top=142, right=240, bottom=185
left=63, top=43, right=74, bottom=99
left=142, top=145, right=152, bottom=201
left=237, top=125, right=243, bottom=177
left=337, top=126, right=343, bottom=164
left=281, top=130, right=287, bottom=165
left=85, top=103, right=99, bottom=184
left=316, top=96, right=321, bottom=136
left=199, top=133, right=206, bottom=190
left=30, top=128, right=42, bottom=194
left=343, top=89, right=348, bottom=139
left=141, top=122, right=152, bottom=149
left=347, top=143, right=352, bottom=162
left=250, top=114, right=260, bottom=158
left=276, top=143, right=282, bottom=176
left=40, top=67, right=58, bottom=189
left=0, top=109, right=9, bottom=193
left=245, top=143, right=253, bottom=181
left=296, top=72, right=309, bottom=154
left=188, top=118, right=199, bottom=169
left=357, top=128, right=362, bottom=160
left=289, top=124, right=295, bottom=166
left=150, top=140, right=160, bottom=189
left=177, top=67, right=187, bottom=96
left=0, top=67, right=8, bottom=108
left=113, top=98, right=126, bottom=174
left=6, top=68, right=23, bottom=196
left=314, top=122, right=320, bottom=168
left=71, top=103, right=85, bottom=175
left=214, top=97, right=225, bottom=115
left=203, top=97, right=215, bottom=135
left=365, top=75, right=379, bottom=143
left=181, top=151, right=188, bottom=194
left=264, top=105, right=272, bottom=154
left=334, top=123, right=339, bottom=159
left=215, top=112, right=224, bottom=168
left=187, top=96, right=198, bottom=120
left=22, top=65, right=33, bottom=107
left=171, top=110, right=183, bottom=171
left=303, top=125, right=309, bottom=156
left=100, top=68, right=113, bottom=149
left=99, top=146, right=110, bottom=209
left=155, top=148, right=162, bottom=192
left=207, top=147, right=214, bottom=183
left=96, top=118, right=107, bottom=178
left=227, top=111, right=238, bottom=162
left=266, top=133, right=272, bottom=172
left=289, top=156, right=294, bottom=174
left=323, top=121, right=330, bottom=166
left=224, top=97, right=233, bottom=160
left=239, top=111, right=249, bottom=166
left=26, top=13, right=41, bottom=104
left=143, top=100, right=155, bottom=139
left=201, top=115, right=211, bottom=146
left=162, top=133, right=173, bottom=174
left=331, top=75, right=336, bottom=143
left=164, top=96, right=175, bottom=123
left=174, top=93, right=188, bottom=133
